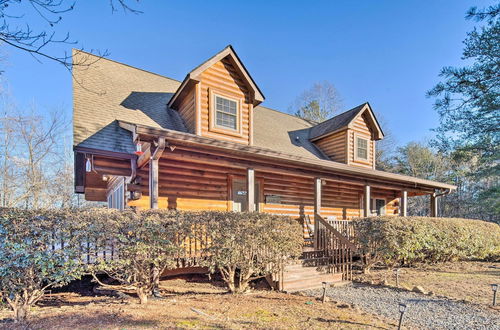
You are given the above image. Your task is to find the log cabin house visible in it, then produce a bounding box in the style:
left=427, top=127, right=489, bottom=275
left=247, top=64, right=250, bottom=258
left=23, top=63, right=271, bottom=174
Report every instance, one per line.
left=73, top=46, right=456, bottom=291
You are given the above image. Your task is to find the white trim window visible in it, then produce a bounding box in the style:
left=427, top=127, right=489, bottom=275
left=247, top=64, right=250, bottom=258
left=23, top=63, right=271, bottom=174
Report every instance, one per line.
left=214, top=95, right=238, bottom=130
left=355, top=136, right=369, bottom=161
left=371, top=198, right=386, bottom=216
left=108, top=182, right=125, bottom=210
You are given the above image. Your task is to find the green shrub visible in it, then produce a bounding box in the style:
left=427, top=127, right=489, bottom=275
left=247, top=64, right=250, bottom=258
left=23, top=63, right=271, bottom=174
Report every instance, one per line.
left=86, top=209, right=187, bottom=304
left=0, top=208, right=85, bottom=322
left=198, top=212, right=303, bottom=293
left=353, top=216, right=500, bottom=272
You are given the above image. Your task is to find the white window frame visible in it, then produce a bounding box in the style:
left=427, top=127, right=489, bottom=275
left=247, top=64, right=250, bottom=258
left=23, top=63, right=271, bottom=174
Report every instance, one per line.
left=354, top=133, right=370, bottom=162
left=371, top=198, right=386, bottom=216
left=107, top=178, right=125, bottom=210
left=209, top=89, right=243, bottom=137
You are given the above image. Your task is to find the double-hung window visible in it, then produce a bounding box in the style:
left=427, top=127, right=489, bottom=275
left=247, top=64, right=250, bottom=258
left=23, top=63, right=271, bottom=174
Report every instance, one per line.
left=371, top=198, right=386, bottom=216
left=214, top=95, right=238, bottom=130
left=107, top=181, right=124, bottom=210
left=356, top=136, right=369, bottom=161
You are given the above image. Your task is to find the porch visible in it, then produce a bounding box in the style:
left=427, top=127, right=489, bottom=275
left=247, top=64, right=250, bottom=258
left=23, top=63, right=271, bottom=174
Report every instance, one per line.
left=76, top=129, right=455, bottom=291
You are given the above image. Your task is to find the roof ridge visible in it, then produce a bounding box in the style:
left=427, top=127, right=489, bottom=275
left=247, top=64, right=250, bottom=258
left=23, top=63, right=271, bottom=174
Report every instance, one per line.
left=72, top=49, right=182, bottom=83
left=317, top=102, right=368, bottom=125
left=255, top=105, right=316, bottom=126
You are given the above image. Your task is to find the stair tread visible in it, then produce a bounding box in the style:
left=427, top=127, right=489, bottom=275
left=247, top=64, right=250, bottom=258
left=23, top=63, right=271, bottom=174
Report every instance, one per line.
left=283, top=274, right=343, bottom=285
left=283, top=278, right=344, bottom=292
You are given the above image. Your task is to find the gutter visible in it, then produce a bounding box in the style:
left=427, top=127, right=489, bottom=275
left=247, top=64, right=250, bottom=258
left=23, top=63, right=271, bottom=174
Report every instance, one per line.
left=435, top=188, right=452, bottom=198
left=118, top=121, right=457, bottom=191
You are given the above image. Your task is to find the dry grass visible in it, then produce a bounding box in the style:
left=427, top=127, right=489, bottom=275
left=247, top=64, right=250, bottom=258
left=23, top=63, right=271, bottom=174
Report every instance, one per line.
left=0, top=277, right=394, bottom=329
left=355, top=261, right=500, bottom=307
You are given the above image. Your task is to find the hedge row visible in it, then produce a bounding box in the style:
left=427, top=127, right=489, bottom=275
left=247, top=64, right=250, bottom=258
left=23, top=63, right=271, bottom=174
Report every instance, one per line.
left=353, top=216, right=500, bottom=271
left=0, top=208, right=302, bottom=321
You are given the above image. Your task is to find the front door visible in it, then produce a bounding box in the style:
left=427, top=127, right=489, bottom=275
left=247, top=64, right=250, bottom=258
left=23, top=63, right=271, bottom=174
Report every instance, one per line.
left=232, top=180, right=259, bottom=212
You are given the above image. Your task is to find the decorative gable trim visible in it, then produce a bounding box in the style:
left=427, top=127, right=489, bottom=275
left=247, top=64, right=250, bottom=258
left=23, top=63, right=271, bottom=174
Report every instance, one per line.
left=348, top=103, right=384, bottom=140
left=310, top=103, right=384, bottom=142
left=168, top=45, right=265, bottom=109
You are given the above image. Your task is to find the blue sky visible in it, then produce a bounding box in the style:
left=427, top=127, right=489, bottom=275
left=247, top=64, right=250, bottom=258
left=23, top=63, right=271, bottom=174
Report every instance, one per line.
left=1, top=0, right=493, bottom=146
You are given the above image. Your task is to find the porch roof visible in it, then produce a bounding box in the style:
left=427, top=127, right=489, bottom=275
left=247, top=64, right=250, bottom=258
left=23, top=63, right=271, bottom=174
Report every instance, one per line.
left=118, top=121, right=457, bottom=192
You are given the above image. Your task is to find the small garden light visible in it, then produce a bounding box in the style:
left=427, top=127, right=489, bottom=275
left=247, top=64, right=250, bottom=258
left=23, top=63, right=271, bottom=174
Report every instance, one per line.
left=492, top=284, right=498, bottom=306
left=394, top=268, right=400, bottom=287
left=397, top=303, right=407, bottom=330
left=321, top=281, right=329, bottom=303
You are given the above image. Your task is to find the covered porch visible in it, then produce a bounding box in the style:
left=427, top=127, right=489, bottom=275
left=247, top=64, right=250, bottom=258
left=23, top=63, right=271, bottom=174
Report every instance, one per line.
left=74, top=123, right=455, bottom=288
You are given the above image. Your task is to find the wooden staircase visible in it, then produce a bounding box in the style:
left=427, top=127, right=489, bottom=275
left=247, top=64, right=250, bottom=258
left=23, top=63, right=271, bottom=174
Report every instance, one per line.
left=279, top=254, right=343, bottom=292
left=269, top=214, right=357, bottom=292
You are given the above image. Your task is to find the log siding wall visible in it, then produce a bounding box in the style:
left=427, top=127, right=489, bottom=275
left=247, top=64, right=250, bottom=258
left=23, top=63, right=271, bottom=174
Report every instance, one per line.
left=348, top=113, right=375, bottom=169
left=127, top=149, right=401, bottom=231
left=314, top=130, right=347, bottom=163
left=176, top=85, right=196, bottom=134
left=199, top=57, right=251, bottom=144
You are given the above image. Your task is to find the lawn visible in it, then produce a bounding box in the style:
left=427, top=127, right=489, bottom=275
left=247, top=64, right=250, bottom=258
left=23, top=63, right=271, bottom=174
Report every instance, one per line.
left=0, top=277, right=392, bottom=329
left=354, top=261, right=500, bottom=308
left=1, top=261, right=497, bottom=329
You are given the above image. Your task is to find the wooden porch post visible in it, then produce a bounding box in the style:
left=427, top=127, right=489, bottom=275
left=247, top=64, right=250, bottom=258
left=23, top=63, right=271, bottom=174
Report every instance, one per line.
left=314, top=178, right=322, bottom=249
left=430, top=193, right=438, bottom=217
left=400, top=190, right=408, bottom=217
left=363, top=184, right=371, bottom=217
left=149, top=159, right=159, bottom=209
left=247, top=168, right=255, bottom=212
left=149, top=137, right=165, bottom=209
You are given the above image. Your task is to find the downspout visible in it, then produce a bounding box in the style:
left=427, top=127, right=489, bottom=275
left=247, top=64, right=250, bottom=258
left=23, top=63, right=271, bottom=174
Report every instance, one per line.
left=431, top=188, right=452, bottom=217
left=435, top=188, right=451, bottom=197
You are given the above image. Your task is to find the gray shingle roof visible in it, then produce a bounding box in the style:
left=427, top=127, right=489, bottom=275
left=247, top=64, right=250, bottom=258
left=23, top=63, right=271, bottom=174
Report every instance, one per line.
left=73, top=51, right=347, bottom=161
left=308, top=103, right=367, bottom=140
left=73, top=50, right=186, bottom=154
left=253, top=106, right=328, bottom=159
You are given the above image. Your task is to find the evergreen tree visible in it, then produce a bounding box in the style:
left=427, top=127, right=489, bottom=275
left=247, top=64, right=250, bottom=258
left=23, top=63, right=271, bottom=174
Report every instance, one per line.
left=427, top=4, right=499, bottom=222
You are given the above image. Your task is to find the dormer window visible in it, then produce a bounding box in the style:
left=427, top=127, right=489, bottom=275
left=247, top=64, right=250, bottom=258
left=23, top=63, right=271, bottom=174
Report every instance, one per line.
left=215, top=95, right=238, bottom=130
left=355, top=136, right=368, bottom=161
left=209, top=89, right=243, bottom=137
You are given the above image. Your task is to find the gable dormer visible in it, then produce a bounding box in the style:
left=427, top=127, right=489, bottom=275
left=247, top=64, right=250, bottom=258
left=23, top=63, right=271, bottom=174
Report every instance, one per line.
left=309, top=103, right=383, bottom=169
left=168, top=46, right=264, bottom=145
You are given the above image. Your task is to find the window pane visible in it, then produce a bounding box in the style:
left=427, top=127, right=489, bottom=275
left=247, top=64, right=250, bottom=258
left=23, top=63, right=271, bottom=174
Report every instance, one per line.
left=357, top=137, right=368, bottom=160
left=215, top=95, right=238, bottom=129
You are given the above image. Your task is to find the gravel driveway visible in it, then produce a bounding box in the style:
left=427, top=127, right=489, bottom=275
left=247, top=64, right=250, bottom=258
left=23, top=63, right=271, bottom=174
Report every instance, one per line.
left=303, top=283, right=500, bottom=329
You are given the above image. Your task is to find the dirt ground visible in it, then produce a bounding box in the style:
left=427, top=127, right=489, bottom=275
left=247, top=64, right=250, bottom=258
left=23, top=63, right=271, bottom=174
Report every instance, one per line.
left=354, top=261, right=500, bottom=308
left=0, top=276, right=393, bottom=329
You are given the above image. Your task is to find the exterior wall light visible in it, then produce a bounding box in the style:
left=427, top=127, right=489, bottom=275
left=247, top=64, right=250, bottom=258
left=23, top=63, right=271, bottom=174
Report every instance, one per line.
left=398, top=303, right=407, bottom=330
left=85, top=157, right=92, bottom=173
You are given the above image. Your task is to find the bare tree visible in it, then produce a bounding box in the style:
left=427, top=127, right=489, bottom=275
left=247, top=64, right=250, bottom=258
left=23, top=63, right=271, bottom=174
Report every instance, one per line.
left=0, top=92, right=78, bottom=208
left=0, top=0, right=141, bottom=73
left=290, top=81, right=343, bottom=122
left=374, top=114, right=397, bottom=171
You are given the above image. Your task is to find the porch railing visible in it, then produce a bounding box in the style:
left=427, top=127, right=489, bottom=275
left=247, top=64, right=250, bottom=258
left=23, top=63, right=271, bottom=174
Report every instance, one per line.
left=326, top=219, right=356, bottom=243
left=314, top=214, right=357, bottom=281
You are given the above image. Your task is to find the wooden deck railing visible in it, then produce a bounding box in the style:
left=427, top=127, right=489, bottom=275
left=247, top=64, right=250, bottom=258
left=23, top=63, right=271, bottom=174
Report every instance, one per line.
left=314, top=214, right=357, bottom=281
left=48, top=227, right=209, bottom=268
left=326, top=219, right=356, bottom=242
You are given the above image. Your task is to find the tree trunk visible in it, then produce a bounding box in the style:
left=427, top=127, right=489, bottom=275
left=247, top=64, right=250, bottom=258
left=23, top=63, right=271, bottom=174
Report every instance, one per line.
left=221, top=267, right=237, bottom=293
left=137, top=287, right=148, bottom=304
left=13, top=303, right=29, bottom=323
left=236, top=270, right=252, bottom=293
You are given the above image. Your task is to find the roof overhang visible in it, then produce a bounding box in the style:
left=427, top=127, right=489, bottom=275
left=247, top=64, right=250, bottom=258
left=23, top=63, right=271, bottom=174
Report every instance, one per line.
left=119, top=121, right=456, bottom=192
left=349, top=103, right=384, bottom=140
left=168, top=45, right=265, bottom=109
